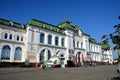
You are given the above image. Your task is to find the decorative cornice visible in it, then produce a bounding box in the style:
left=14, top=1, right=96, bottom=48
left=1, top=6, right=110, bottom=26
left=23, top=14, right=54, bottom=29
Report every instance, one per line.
left=74, top=47, right=85, bottom=51
left=89, top=51, right=101, bottom=54
left=0, top=39, right=24, bottom=45
left=39, top=43, right=66, bottom=49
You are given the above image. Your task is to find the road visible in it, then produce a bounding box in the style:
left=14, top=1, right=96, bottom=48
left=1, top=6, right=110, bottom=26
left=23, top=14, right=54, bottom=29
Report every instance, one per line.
left=0, top=65, right=119, bottom=80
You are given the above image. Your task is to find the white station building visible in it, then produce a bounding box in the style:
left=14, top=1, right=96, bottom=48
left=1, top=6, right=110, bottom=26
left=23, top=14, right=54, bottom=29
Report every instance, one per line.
left=0, top=18, right=113, bottom=67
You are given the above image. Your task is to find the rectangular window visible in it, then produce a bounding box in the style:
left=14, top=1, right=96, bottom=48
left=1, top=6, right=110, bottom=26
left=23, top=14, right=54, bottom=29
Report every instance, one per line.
left=55, top=37, right=59, bottom=46
left=21, top=36, right=23, bottom=41
left=48, top=35, right=52, bottom=44
left=77, top=41, right=79, bottom=48
left=4, top=33, right=8, bottom=39
left=81, top=42, right=83, bottom=48
left=73, top=41, right=75, bottom=48
left=61, top=38, right=64, bottom=47
left=9, top=34, right=12, bottom=40
left=40, top=33, right=44, bottom=43
left=17, top=36, right=19, bottom=41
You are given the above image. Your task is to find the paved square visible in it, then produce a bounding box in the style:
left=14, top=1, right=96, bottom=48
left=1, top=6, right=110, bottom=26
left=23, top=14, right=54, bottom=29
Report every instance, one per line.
left=0, top=65, right=119, bottom=80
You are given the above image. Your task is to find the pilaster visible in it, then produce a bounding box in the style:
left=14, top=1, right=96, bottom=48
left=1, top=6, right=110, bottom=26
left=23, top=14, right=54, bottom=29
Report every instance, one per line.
left=10, top=47, right=15, bottom=62
left=52, top=35, right=55, bottom=45
left=59, top=36, right=61, bottom=47
left=45, top=32, right=48, bottom=44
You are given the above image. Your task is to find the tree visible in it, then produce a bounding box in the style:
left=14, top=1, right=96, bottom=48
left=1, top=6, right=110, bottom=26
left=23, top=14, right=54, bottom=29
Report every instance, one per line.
left=101, top=16, right=120, bottom=58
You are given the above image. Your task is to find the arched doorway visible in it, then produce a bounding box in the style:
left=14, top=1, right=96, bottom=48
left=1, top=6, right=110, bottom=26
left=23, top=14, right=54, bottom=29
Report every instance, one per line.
left=1, top=45, right=11, bottom=60
left=56, top=50, right=65, bottom=68
left=39, top=49, right=51, bottom=62
left=15, top=47, right=22, bottom=60
left=76, top=52, right=84, bottom=66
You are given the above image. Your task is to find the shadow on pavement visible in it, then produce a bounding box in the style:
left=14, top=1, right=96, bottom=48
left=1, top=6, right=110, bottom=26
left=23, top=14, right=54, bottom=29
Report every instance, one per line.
left=0, top=68, right=54, bottom=75
left=111, top=76, right=120, bottom=80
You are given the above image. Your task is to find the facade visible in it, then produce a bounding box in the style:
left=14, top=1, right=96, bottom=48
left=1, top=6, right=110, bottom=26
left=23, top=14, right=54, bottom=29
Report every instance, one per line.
left=102, top=49, right=113, bottom=64
left=0, top=18, right=113, bottom=67
left=89, top=38, right=102, bottom=62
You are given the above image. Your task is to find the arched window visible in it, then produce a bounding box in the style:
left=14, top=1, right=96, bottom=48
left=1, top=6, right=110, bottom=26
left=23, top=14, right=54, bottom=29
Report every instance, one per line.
left=61, top=38, right=64, bottom=47
left=48, top=35, right=52, bottom=44
left=4, top=33, right=8, bottom=39
left=15, top=47, right=22, bottom=60
left=21, top=36, right=23, bottom=41
left=1, top=45, right=11, bottom=60
left=8, top=22, right=13, bottom=26
left=17, top=35, right=19, bottom=41
left=40, top=33, right=44, bottom=43
left=9, top=34, right=12, bottom=40
left=39, top=49, right=51, bottom=62
left=48, top=50, right=51, bottom=60
left=55, top=36, right=59, bottom=46
left=39, top=49, right=45, bottom=62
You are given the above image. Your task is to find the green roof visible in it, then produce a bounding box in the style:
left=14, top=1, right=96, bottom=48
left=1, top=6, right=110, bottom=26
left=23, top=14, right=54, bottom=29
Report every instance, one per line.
left=28, top=19, right=64, bottom=34
left=28, top=19, right=90, bottom=36
left=28, top=19, right=57, bottom=27
left=58, top=20, right=78, bottom=31
left=0, top=18, right=26, bottom=30
left=89, top=38, right=101, bottom=45
left=0, top=18, right=90, bottom=36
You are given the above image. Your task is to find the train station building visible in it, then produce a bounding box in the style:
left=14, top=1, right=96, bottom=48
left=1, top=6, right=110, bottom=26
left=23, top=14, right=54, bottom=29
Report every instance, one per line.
left=0, top=18, right=113, bottom=67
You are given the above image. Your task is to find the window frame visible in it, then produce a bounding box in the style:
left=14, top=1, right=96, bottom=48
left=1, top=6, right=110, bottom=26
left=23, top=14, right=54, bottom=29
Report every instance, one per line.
left=48, top=35, right=52, bottom=45
left=40, top=33, right=45, bottom=43
left=55, top=36, right=59, bottom=46
left=61, top=38, right=64, bottom=47
left=9, top=34, right=12, bottom=40
left=4, top=33, right=8, bottom=39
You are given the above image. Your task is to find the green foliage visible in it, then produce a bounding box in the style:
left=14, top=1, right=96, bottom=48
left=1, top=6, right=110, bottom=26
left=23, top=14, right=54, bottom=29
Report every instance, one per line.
left=0, top=62, right=25, bottom=68
left=101, top=16, right=120, bottom=51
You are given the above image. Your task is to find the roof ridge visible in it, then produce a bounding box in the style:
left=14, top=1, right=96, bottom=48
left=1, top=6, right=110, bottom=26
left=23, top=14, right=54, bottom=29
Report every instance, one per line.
left=30, top=19, right=57, bottom=27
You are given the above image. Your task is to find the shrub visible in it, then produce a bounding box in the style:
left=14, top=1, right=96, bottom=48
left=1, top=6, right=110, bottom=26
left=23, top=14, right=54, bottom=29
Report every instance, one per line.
left=0, top=62, right=24, bottom=68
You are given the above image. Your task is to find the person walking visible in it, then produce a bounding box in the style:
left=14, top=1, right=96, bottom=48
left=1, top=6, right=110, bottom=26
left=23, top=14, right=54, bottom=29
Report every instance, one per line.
left=83, top=59, right=88, bottom=68
left=93, top=60, right=96, bottom=67
left=40, top=62, right=45, bottom=69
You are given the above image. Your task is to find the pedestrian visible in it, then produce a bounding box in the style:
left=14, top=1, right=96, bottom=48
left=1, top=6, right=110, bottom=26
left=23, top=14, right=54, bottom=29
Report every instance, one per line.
left=40, top=62, right=45, bottom=69
left=81, top=62, right=84, bottom=67
left=83, top=60, right=87, bottom=68
left=93, top=61, right=96, bottom=67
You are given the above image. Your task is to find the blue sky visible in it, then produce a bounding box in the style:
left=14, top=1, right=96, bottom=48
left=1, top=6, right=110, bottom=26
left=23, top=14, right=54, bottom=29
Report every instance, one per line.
left=0, top=0, right=120, bottom=58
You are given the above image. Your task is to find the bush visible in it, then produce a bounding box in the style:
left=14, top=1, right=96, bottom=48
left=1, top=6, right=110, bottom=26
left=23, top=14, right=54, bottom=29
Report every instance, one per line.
left=0, top=62, right=25, bottom=68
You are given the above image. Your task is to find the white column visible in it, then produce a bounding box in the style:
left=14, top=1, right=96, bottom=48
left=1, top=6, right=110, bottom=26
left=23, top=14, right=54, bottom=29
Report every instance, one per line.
left=52, top=35, right=55, bottom=45
left=34, top=30, right=39, bottom=52
left=34, top=30, right=40, bottom=44
left=26, top=26, right=32, bottom=52
left=45, top=49, right=48, bottom=61
left=26, top=26, right=32, bottom=43
left=7, top=33, right=9, bottom=40
left=10, top=47, right=15, bottom=62
left=65, top=36, right=69, bottom=61
left=59, top=36, right=61, bottom=47
left=45, top=32, right=48, bottom=44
